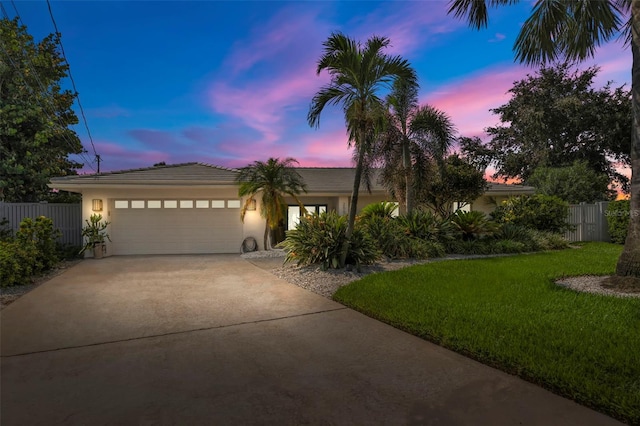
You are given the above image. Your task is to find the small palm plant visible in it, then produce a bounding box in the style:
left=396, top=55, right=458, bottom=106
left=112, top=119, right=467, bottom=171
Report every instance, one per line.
left=80, top=214, right=111, bottom=257
left=451, top=210, right=497, bottom=241
left=236, top=157, right=307, bottom=250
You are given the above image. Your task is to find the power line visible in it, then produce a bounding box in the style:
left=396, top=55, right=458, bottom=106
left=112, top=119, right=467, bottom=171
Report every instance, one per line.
left=44, top=0, right=99, bottom=165
left=0, top=3, right=98, bottom=172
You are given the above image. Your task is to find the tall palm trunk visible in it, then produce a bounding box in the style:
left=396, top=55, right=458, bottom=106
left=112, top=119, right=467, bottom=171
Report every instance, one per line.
left=340, top=125, right=367, bottom=268
left=402, top=135, right=414, bottom=214
left=616, top=0, right=640, bottom=277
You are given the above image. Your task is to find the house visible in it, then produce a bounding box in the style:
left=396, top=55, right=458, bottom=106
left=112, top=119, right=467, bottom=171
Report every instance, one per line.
left=49, top=162, right=534, bottom=256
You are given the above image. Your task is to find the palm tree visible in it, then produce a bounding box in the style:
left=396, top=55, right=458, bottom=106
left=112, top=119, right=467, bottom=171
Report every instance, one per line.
left=448, top=0, right=638, bottom=279
left=308, top=32, right=417, bottom=267
left=379, top=78, right=457, bottom=213
left=237, top=157, right=307, bottom=251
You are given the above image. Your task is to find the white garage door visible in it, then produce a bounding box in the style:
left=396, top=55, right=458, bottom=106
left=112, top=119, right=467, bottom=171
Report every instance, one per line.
left=110, top=199, right=243, bottom=255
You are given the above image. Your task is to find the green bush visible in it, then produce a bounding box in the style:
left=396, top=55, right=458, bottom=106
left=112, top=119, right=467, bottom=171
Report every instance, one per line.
left=492, top=194, right=571, bottom=233
left=606, top=200, right=630, bottom=244
left=16, top=216, right=61, bottom=273
left=281, top=211, right=379, bottom=270
left=529, top=230, right=570, bottom=251
left=0, top=239, right=37, bottom=287
left=0, top=216, right=62, bottom=287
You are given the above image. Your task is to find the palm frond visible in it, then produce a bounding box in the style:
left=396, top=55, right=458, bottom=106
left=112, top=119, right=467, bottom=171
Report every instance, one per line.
left=447, top=0, right=518, bottom=29
left=515, top=0, right=624, bottom=65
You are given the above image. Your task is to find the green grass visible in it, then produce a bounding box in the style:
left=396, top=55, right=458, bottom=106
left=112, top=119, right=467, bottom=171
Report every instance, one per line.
left=334, top=243, right=640, bottom=424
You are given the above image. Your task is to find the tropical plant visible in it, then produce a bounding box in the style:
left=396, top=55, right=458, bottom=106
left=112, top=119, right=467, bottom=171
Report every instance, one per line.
left=281, top=211, right=379, bottom=271
left=450, top=210, right=497, bottom=241
left=80, top=214, right=111, bottom=255
left=447, top=0, right=638, bottom=279
left=358, top=201, right=398, bottom=221
left=308, top=32, right=416, bottom=267
left=236, top=157, right=307, bottom=250
left=376, top=79, right=458, bottom=214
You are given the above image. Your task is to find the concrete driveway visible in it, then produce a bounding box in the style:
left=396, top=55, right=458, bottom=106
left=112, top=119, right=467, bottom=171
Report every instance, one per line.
left=1, top=255, right=621, bottom=425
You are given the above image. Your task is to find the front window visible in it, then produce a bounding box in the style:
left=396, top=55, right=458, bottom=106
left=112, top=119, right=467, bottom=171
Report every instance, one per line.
left=287, top=205, right=327, bottom=230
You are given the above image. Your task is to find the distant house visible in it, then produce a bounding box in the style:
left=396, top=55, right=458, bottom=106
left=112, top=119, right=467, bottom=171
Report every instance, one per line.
left=50, top=162, right=534, bottom=256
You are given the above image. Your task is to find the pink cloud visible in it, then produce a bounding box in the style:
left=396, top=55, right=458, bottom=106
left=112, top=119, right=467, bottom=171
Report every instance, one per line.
left=225, top=7, right=328, bottom=74
left=424, top=65, right=529, bottom=137
left=208, top=68, right=329, bottom=146
left=349, top=2, right=464, bottom=55
left=585, top=41, right=630, bottom=87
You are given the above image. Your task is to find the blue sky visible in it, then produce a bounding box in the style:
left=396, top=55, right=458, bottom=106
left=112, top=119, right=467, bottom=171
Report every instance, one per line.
left=9, top=1, right=630, bottom=173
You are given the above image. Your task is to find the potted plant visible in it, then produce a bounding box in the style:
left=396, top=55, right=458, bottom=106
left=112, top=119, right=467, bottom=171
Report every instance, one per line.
left=80, top=214, right=111, bottom=258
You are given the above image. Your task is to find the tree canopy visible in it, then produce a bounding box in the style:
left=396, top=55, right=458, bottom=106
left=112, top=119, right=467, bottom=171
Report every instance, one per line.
left=1, top=18, right=84, bottom=202
left=461, top=64, right=631, bottom=191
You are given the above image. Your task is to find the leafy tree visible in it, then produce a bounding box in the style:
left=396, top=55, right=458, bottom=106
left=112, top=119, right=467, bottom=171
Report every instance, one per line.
left=528, top=161, right=614, bottom=203
left=236, top=158, right=307, bottom=251
left=0, top=18, right=84, bottom=202
left=308, top=32, right=416, bottom=267
left=461, top=64, right=630, bottom=189
left=419, top=154, right=488, bottom=218
left=448, top=0, right=639, bottom=279
left=376, top=78, right=457, bottom=214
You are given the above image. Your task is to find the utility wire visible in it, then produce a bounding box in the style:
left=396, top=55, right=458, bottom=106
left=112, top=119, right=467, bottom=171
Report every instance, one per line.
left=0, top=3, right=98, bottom=172
left=44, top=0, right=99, bottom=165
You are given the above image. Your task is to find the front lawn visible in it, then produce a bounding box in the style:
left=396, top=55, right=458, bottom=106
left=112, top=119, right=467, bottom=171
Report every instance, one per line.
left=334, top=243, right=640, bottom=424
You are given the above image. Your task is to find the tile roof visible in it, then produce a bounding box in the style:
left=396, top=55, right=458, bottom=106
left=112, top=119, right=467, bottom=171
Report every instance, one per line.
left=49, top=162, right=534, bottom=194
left=50, top=163, right=240, bottom=185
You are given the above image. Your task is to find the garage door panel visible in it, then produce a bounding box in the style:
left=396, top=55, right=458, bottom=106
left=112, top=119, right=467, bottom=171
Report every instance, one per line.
left=110, top=201, right=242, bottom=255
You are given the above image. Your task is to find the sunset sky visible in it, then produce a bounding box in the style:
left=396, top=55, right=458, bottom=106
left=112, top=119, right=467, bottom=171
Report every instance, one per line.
left=8, top=1, right=631, bottom=173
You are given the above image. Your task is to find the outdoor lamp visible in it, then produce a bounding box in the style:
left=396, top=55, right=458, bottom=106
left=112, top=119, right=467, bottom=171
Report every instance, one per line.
left=247, top=198, right=257, bottom=211
left=92, top=199, right=103, bottom=212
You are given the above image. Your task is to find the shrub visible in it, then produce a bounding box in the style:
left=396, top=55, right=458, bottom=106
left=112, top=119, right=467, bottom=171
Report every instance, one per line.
left=606, top=200, right=630, bottom=244
left=529, top=230, right=570, bottom=251
left=16, top=216, right=61, bottom=273
left=281, top=211, right=379, bottom=270
left=0, top=239, right=37, bottom=287
left=492, top=194, right=571, bottom=233
left=450, top=210, right=497, bottom=241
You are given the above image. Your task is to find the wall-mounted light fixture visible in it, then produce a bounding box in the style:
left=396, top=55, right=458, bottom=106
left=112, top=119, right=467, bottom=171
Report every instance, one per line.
left=247, top=198, right=257, bottom=211
left=92, top=199, right=103, bottom=212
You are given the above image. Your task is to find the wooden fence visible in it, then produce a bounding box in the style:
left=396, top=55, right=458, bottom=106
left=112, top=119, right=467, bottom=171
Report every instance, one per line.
left=0, top=202, right=82, bottom=246
left=565, top=201, right=610, bottom=243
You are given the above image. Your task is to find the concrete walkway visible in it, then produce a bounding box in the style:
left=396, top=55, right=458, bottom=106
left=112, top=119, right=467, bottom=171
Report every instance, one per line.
left=1, top=255, right=621, bottom=425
